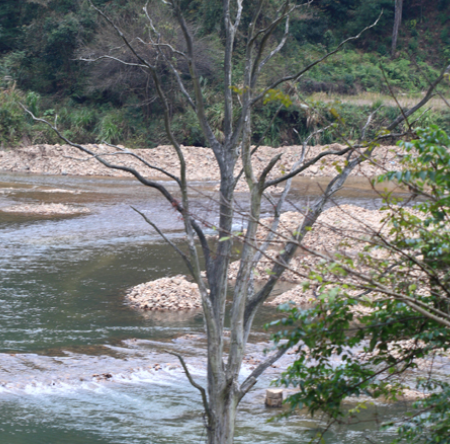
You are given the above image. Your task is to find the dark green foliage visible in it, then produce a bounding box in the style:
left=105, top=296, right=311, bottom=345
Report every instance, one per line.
left=290, top=15, right=328, bottom=45
left=315, top=0, right=394, bottom=41
left=394, top=380, right=450, bottom=443
left=438, top=0, right=450, bottom=11
left=19, top=2, right=97, bottom=94
left=0, top=0, right=38, bottom=53
left=199, top=0, right=222, bottom=35
left=316, top=0, right=361, bottom=20
left=345, top=0, right=394, bottom=37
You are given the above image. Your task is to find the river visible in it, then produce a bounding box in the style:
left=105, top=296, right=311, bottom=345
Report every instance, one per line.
left=0, top=171, right=422, bottom=443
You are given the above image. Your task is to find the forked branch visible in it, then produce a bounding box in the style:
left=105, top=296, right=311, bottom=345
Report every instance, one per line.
left=251, top=12, right=383, bottom=106
left=164, top=350, right=212, bottom=424
left=131, top=207, right=195, bottom=276
left=239, top=346, right=290, bottom=399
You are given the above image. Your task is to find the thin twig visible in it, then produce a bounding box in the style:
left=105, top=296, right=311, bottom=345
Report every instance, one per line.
left=239, top=346, right=290, bottom=399
left=131, top=206, right=195, bottom=276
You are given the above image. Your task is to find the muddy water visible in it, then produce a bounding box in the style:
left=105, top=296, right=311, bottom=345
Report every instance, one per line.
left=0, top=172, right=413, bottom=443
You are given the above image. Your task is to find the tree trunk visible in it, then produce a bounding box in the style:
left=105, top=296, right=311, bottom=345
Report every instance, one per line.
left=391, top=0, right=403, bottom=57
left=207, top=383, right=240, bottom=444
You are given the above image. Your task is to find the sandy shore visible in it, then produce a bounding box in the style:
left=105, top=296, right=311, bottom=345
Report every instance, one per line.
left=0, top=143, right=402, bottom=186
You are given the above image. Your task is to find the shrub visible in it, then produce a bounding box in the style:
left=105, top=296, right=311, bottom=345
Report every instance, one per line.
left=0, top=84, right=27, bottom=147
left=97, top=110, right=125, bottom=144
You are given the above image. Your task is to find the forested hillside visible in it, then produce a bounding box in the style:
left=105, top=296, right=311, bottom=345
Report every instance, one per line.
left=1, top=0, right=449, bottom=148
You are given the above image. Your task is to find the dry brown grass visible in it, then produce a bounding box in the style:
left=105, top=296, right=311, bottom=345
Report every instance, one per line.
left=309, top=91, right=450, bottom=111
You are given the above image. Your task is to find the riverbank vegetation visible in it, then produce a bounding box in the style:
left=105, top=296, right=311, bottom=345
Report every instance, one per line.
left=1, top=0, right=450, bottom=148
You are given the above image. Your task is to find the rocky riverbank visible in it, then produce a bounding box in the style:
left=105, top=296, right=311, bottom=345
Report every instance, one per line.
left=125, top=204, right=391, bottom=311
left=228, top=203, right=386, bottom=283
left=0, top=203, right=90, bottom=216
left=0, top=143, right=402, bottom=187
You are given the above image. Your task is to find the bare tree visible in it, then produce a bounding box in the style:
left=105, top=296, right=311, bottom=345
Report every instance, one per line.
left=22, top=1, right=448, bottom=443
left=391, top=0, right=403, bottom=57
left=77, top=2, right=216, bottom=113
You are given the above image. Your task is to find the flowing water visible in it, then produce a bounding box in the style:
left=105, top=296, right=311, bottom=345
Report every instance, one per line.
left=0, top=172, right=431, bottom=443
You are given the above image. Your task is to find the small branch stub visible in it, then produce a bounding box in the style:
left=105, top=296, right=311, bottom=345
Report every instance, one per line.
left=265, top=388, right=283, bottom=408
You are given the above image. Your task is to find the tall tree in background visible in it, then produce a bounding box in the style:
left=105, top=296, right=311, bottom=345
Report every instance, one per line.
left=391, top=0, right=403, bottom=56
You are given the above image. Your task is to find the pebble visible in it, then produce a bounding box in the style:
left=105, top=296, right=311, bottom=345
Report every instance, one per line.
left=125, top=205, right=422, bottom=311
left=225, top=204, right=407, bottom=306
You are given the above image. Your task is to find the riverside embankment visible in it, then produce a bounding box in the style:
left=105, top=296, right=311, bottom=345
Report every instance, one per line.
left=0, top=143, right=401, bottom=182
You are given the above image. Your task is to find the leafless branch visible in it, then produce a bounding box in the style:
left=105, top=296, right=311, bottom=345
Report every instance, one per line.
left=254, top=4, right=298, bottom=79
left=361, top=105, right=383, bottom=141
left=264, top=145, right=353, bottom=189
left=102, top=142, right=181, bottom=184
left=244, top=143, right=375, bottom=325
left=239, top=346, right=290, bottom=399
left=409, top=56, right=450, bottom=109
left=386, top=63, right=450, bottom=131
left=250, top=2, right=294, bottom=83
left=253, top=151, right=306, bottom=264
left=258, top=153, right=283, bottom=188
left=171, top=1, right=219, bottom=150
left=61, top=151, right=124, bottom=161
left=88, top=0, right=156, bottom=70
left=381, top=66, right=413, bottom=132
left=233, top=103, right=285, bottom=190
left=131, top=207, right=195, bottom=276
left=233, top=0, right=244, bottom=33
left=251, top=12, right=383, bottom=106
left=20, top=104, right=212, bottom=271
left=78, top=55, right=148, bottom=68
left=164, top=350, right=212, bottom=424
left=139, top=6, right=197, bottom=110
left=21, top=104, right=180, bottom=201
